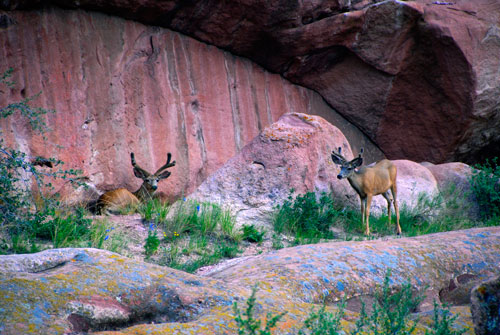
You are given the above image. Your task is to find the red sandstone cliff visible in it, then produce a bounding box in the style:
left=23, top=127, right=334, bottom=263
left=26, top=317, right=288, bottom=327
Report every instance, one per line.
left=0, top=8, right=378, bottom=201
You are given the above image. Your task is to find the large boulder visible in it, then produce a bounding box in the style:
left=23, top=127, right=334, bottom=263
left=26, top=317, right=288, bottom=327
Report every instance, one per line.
left=189, top=112, right=358, bottom=227
left=2, top=227, right=500, bottom=334
left=3, top=1, right=499, bottom=163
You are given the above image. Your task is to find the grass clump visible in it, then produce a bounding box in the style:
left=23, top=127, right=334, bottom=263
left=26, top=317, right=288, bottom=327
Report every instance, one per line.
left=273, top=190, right=339, bottom=244
left=150, top=199, right=240, bottom=272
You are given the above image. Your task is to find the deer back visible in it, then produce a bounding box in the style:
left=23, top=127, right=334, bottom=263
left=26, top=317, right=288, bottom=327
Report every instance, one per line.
left=97, top=188, right=140, bottom=214
left=355, top=159, right=396, bottom=196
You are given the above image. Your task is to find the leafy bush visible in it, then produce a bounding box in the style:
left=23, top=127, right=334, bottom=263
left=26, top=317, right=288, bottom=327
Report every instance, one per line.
left=241, top=224, right=265, bottom=243
left=273, top=191, right=339, bottom=242
left=469, top=158, right=500, bottom=220
left=356, top=270, right=424, bottom=335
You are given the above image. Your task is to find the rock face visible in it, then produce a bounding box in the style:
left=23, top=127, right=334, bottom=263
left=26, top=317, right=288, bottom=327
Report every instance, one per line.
left=190, top=113, right=440, bottom=228
left=1, top=227, right=499, bottom=334
left=0, top=7, right=379, bottom=203
left=3, top=0, right=499, bottom=164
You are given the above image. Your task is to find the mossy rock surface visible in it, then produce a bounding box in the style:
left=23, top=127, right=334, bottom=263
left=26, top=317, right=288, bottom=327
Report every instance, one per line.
left=1, top=227, right=499, bottom=334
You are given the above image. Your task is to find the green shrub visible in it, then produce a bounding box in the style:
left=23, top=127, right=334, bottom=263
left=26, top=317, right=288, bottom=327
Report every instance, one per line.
left=241, top=224, right=265, bottom=243
left=298, top=300, right=346, bottom=335
left=469, top=158, right=500, bottom=220
left=357, top=270, right=424, bottom=335
left=144, top=224, right=161, bottom=257
left=273, top=190, right=339, bottom=242
left=425, top=301, right=466, bottom=335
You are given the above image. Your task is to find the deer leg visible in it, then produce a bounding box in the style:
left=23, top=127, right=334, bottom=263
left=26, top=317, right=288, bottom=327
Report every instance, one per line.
left=382, top=191, right=393, bottom=226
left=365, top=195, right=373, bottom=236
left=360, top=196, right=366, bottom=234
left=391, top=185, right=401, bottom=235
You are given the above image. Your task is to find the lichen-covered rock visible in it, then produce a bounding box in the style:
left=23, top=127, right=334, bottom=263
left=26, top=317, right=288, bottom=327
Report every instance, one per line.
left=471, top=274, right=500, bottom=335
left=3, top=227, right=499, bottom=334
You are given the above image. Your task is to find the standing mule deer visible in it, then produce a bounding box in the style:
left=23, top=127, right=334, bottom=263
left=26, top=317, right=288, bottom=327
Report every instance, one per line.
left=331, top=147, right=401, bottom=236
left=97, top=152, right=176, bottom=214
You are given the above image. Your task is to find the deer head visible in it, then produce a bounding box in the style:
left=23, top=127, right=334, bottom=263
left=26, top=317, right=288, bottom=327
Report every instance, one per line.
left=331, top=147, right=364, bottom=180
left=131, top=152, right=176, bottom=200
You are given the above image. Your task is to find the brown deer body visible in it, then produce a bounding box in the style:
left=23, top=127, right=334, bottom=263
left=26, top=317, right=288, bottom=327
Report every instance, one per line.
left=331, top=148, right=401, bottom=236
left=97, top=153, right=175, bottom=214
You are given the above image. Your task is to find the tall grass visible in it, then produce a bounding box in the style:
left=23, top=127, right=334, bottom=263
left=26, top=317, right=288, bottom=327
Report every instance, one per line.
left=149, top=199, right=241, bottom=272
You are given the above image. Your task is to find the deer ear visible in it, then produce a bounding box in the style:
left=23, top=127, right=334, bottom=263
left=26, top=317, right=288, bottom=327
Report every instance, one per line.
left=157, top=170, right=171, bottom=180
left=351, top=156, right=363, bottom=168
left=331, top=152, right=345, bottom=165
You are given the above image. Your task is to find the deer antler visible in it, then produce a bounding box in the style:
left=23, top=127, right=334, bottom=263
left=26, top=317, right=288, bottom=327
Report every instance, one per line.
left=154, top=152, right=176, bottom=178
left=131, top=153, right=151, bottom=178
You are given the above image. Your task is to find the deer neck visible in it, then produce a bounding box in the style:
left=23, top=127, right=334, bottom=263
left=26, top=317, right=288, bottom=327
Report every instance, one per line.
left=347, top=171, right=366, bottom=198
left=132, top=183, right=155, bottom=202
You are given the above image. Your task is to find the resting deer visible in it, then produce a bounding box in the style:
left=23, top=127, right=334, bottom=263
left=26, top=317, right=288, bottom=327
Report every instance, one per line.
left=97, top=152, right=175, bottom=214
left=331, top=147, right=401, bottom=236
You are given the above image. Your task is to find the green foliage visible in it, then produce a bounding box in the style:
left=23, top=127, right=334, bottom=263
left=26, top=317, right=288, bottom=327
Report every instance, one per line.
left=153, top=199, right=241, bottom=272
left=232, top=284, right=287, bottom=335
left=469, top=158, right=500, bottom=220
left=35, top=207, right=92, bottom=248
left=359, top=270, right=423, bottom=335
left=298, top=301, right=346, bottom=335
left=137, top=198, right=170, bottom=223
left=273, top=191, right=339, bottom=243
left=241, top=224, right=265, bottom=243
left=425, top=301, right=467, bottom=335
left=144, top=224, right=161, bottom=257
left=0, top=67, right=85, bottom=253
left=232, top=271, right=467, bottom=335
